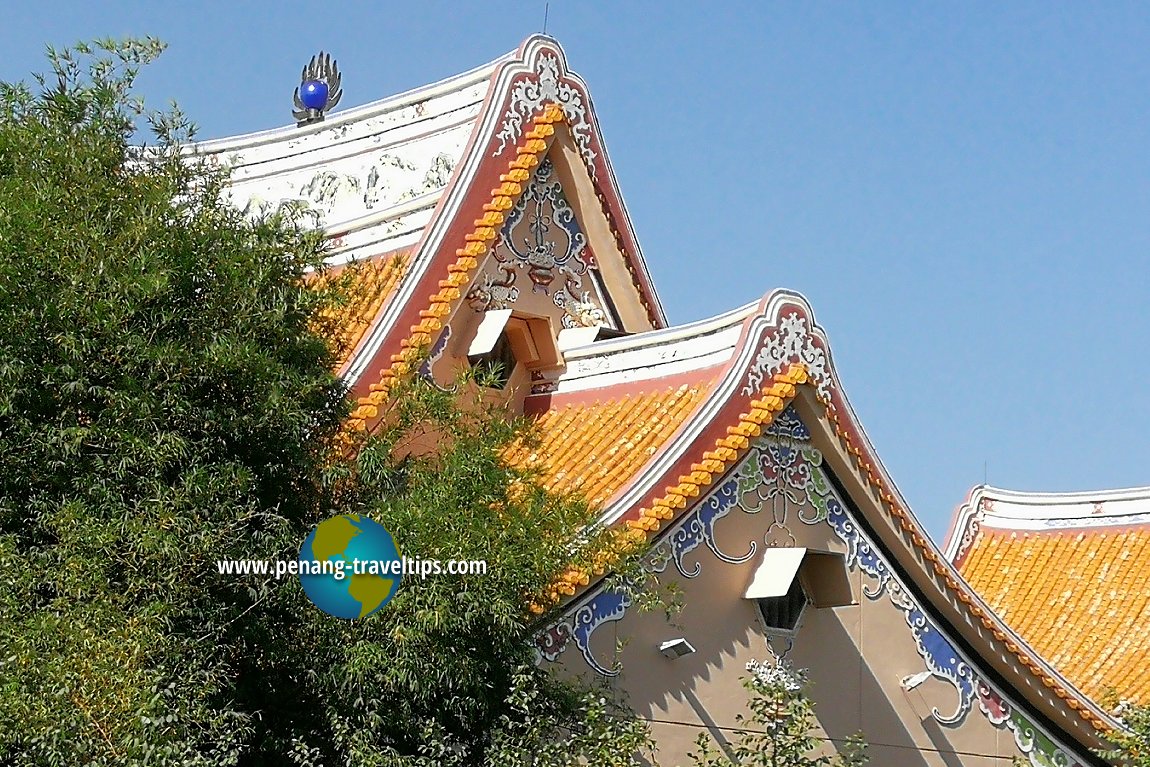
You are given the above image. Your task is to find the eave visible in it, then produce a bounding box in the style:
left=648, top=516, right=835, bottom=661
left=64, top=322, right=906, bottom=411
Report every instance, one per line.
left=340, top=36, right=669, bottom=428
left=545, top=289, right=1117, bottom=753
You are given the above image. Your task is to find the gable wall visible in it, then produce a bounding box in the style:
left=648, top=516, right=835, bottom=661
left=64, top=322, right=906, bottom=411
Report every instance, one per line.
left=426, top=146, right=624, bottom=391
left=538, top=407, right=1093, bottom=767
left=464, top=154, right=612, bottom=329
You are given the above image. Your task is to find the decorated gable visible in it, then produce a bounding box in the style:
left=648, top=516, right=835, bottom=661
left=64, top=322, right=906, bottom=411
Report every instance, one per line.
left=537, top=399, right=1096, bottom=765
left=425, top=121, right=661, bottom=395
left=466, top=156, right=612, bottom=330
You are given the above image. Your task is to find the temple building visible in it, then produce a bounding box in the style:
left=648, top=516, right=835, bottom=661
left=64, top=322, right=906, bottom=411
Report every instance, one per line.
left=197, top=36, right=1144, bottom=765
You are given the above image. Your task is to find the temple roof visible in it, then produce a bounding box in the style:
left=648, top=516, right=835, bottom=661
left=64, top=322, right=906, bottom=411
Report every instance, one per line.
left=514, top=305, right=753, bottom=509
left=519, top=382, right=714, bottom=508
left=946, top=486, right=1150, bottom=707
left=195, top=55, right=507, bottom=251
left=199, top=36, right=669, bottom=398
left=205, top=34, right=1130, bottom=751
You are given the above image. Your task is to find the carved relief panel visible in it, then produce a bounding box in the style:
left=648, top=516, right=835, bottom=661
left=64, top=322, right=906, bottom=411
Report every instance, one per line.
left=466, top=157, right=612, bottom=330
left=535, top=405, right=1091, bottom=766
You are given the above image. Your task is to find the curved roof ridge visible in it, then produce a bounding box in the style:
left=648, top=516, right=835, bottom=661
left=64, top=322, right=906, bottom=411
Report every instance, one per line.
left=191, top=53, right=511, bottom=153
left=588, top=288, right=828, bottom=526
left=563, top=302, right=757, bottom=359
left=979, top=483, right=1150, bottom=505
left=341, top=36, right=670, bottom=405
left=540, top=303, right=757, bottom=397
left=945, top=483, right=1150, bottom=562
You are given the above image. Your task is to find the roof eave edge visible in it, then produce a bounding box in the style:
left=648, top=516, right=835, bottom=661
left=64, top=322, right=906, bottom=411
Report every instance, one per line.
left=340, top=34, right=668, bottom=389
left=337, top=41, right=531, bottom=388
left=803, top=345, right=1122, bottom=743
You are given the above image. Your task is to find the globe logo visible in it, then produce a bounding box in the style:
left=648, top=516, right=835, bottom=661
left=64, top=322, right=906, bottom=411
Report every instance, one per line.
left=298, top=514, right=402, bottom=619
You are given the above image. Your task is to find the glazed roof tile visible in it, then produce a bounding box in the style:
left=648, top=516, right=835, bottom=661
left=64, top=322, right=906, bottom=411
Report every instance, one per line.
left=312, top=251, right=409, bottom=370
left=512, top=382, right=714, bottom=509
left=953, top=488, right=1150, bottom=707
left=530, top=362, right=809, bottom=609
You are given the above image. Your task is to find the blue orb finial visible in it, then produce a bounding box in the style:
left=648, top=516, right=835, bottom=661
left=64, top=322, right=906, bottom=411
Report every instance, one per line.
left=300, top=80, right=329, bottom=111
left=293, top=52, right=342, bottom=126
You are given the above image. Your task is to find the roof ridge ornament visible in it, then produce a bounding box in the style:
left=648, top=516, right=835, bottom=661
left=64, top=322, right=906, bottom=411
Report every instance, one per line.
left=293, top=51, right=343, bottom=126
left=493, top=48, right=596, bottom=175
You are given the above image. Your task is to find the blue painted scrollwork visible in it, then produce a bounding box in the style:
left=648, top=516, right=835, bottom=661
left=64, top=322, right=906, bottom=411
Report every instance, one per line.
left=532, top=405, right=1084, bottom=765
left=669, top=478, right=756, bottom=578
left=825, top=495, right=892, bottom=599
left=904, top=607, right=976, bottom=725
left=568, top=588, right=631, bottom=676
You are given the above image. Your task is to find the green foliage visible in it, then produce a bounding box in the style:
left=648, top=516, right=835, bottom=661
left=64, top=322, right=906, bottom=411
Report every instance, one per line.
left=688, top=661, right=866, bottom=767
left=0, top=37, right=341, bottom=765
left=0, top=39, right=652, bottom=765
left=294, top=375, right=656, bottom=765
left=1097, top=704, right=1150, bottom=766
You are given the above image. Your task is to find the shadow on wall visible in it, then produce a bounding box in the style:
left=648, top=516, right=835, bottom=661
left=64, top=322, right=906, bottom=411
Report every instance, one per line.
left=584, top=510, right=989, bottom=763
left=586, top=526, right=937, bottom=764
left=556, top=406, right=1017, bottom=765
left=795, top=606, right=935, bottom=767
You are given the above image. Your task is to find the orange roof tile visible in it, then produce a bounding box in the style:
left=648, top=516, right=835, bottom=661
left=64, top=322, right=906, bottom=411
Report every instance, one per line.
left=312, top=251, right=408, bottom=370
left=959, top=525, right=1150, bottom=706
left=345, top=104, right=566, bottom=431
left=524, top=364, right=810, bottom=613
left=510, top=381, right=714, bottom=509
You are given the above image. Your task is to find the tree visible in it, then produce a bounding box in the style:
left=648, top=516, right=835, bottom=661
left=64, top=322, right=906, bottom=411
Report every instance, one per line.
left=1096, top=703, right=1150, bottom=766
left=308, top=376, right=654, bottom=765
left=0, top=39, right=652, bottom=765
left=689, top=660, right=867, bottom=767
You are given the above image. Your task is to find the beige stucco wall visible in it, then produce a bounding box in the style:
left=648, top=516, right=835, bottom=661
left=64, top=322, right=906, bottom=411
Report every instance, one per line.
left=430, top=144, right=630, bottom=396
left=549, top=421, right=1040, bottom=766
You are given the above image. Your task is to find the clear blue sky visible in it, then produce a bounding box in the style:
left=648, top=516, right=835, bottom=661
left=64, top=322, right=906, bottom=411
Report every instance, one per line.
left=7, top=2, right=1149, bottom=541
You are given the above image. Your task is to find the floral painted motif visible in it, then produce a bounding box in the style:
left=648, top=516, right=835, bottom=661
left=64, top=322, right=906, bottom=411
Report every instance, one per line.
left=292, top=152, right=454, bottom=225
left=563, top=291, right=608, bottom=328
left=764, top=406, right=811, bottom=441
left=824, top=494, right=893, bottom=600
left=500, top=158, right=586, bottom=293
left=902, top=605, right=976, bottom=725
left=978, top=682, right=1084, bottom=767
left=760, top=426, right=975, bottom=722
left=494, top=52, right=596, bottom=173
left=468, top=158, right=606, bottom=328
left=417, top=325, right=452, bottom=383
left=533, top=405, right=1091, bottom=765
left=660, top=477, right=756, bottom=579
left=533, top=621, right=572, bottom=663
